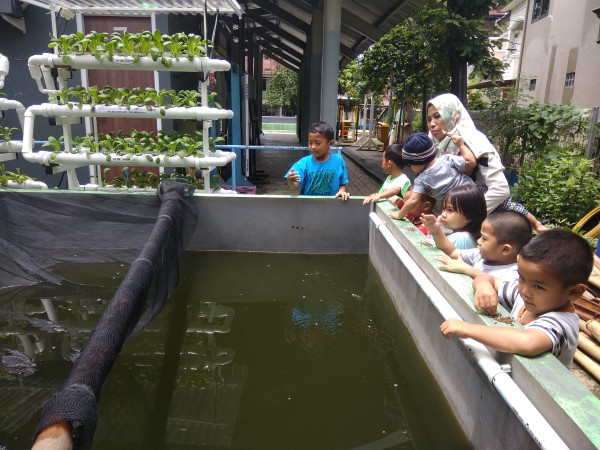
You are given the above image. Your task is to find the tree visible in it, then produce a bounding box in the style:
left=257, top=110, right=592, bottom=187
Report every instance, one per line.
left=265, top=67, right=298, bottom=115
left=356, top=0, right=505, bottom=126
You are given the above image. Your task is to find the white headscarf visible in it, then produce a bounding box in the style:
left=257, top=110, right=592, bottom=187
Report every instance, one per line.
left=428, top=93, right=498, bottom=159
left=427, top=93, right=510, bottom=214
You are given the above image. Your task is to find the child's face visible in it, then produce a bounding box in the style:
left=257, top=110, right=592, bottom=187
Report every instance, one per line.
left=427, top=105, right=448, bottom=141
left=308, top=132, right=334, bottom=162
left=440, top=198, right=469, bottom=230
left=477, top=220, right=505, bottom=262
left=381, top=152, right=393, bottom=174
left=517, top=258, right=573, bottom=315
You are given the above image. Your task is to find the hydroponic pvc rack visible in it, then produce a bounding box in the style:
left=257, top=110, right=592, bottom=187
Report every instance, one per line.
left=23, top=51, right=235, bottom=191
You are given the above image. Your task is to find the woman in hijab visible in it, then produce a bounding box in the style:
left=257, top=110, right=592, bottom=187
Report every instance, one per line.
left=426, top=93, right=545, bottom=232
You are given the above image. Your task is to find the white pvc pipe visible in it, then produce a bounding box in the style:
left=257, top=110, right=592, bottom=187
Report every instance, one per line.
left=369, top=212, right=568, bottom=450
left=3, top=179, right=49, bottom=189
left=21, top=104, right=233, bottom=154
left=0, top=141, right=23, bottom=152
left=0, top=98, right=26, bottom=128
left=22, top=149, right=235, bottom=171
left=28, top=53, right=231, bottom=74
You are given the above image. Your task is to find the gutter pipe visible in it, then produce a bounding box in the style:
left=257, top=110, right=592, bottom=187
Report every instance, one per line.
left=369, top=212, right=568, bottom=450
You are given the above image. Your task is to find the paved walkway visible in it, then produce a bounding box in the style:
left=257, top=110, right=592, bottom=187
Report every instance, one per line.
left=253, top=132, right=384, bottom=196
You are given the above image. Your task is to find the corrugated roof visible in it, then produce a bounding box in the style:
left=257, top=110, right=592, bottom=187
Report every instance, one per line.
left=244, top=0, right=427, bottom=70
left=23, top=0, right=243, bottom=16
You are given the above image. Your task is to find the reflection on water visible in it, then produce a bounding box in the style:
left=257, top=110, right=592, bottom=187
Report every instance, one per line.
left=0, top=253, right=471, bottom=450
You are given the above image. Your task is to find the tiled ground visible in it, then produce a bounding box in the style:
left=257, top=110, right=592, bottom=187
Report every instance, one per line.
left=254, top=132, right=381, bottom=196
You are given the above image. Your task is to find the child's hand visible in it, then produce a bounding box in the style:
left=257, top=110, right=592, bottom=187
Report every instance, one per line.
left=421, top=213, right=442, bottom=234
left=388, top=210, right=404, bottom=220
left=474, top=283, right=499, bottom=315
left=440, top=318, right=469, bottom=339
left=450, top=134, right=465, bottom=148
left=363, top=193, right=378, bottom=205
left=287, top=169, right=301, bottom=184
left=390, top=197, right=405, bottom=208
left=336, top=190, right=350, bottom=201
left=436, top=254, right=467, bottom=272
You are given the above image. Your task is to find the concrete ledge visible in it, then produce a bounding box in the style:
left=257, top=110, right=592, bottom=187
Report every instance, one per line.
left=371, top=201, right=600, bottom=449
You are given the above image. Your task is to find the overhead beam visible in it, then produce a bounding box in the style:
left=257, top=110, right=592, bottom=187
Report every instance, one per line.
left=246, top=9, right=306, bottom=50
left=249, top=26, right=304, bottom=61
left=248, top=0, right=310, bottom=34
left=260, top=47, right=300, bottom=72
left=257, top=39, right=302, bottom=67
left=340, top=9, right=384, bottom=41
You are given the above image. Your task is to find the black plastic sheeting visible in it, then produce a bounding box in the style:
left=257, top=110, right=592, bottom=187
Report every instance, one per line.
left=0, top=181, right=197, bottom=449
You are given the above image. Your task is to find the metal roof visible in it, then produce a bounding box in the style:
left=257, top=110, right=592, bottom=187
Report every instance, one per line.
left=21, top=0, right=426, bottom=68
left=244, top=0, right=427, bottom=70
left=22, top=0, right=244, bottom=16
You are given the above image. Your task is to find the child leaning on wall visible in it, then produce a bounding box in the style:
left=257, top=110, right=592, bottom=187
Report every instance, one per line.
left=440, top=229, right=593, bottom=368
left=285, top=121, right=350, bottom=201
left=429, top=210, right=533, bottom=281
left=363, top=144, right=410, bottom=206
left=387, top=132, right=476, bottom=222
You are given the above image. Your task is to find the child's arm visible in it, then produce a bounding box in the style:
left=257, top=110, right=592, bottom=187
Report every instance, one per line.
left=286, top=168, right=301, bottom=191
left=435, top=254, right=484, bottom=279
left=420, top=214, right=461, bottom=259
left=388, top=191, right=421, bottom=220
left=440, top=318, right=553, bottom=356
left=450, top=135, right=477, bottom=173
left=363, top=186, right=401, bottom=204
left=472, top=273, right=501, bottom=314
left=335, top=185, right=350, bottom=201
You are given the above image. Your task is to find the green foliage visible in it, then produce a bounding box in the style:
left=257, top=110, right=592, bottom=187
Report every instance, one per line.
left=0, top=164, right=36, bottom=187
left=512, top=148, right=600, bottom=227
left=48, top=31, right=210, bottom=62
left=265, top=67, right=298, bottom=114
left=466, top=89, right=487, bottom=110
left=0, top=126, right=18, bottom=142
left=355, top=0, right=505, bottom=110
left=482, top=88, right=590, bottom=168
left=338, top=59, right=369, bottom=103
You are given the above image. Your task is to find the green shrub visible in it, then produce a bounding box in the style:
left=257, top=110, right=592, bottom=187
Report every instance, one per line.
left=512, top=148, right=600, bottom=227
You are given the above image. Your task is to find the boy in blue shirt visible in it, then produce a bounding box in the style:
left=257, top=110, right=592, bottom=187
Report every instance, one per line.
left=285, top=121, right=350, bottom=200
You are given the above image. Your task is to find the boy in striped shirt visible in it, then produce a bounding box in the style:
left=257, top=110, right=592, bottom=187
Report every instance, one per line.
left=440, top=229, right=592, bottom=368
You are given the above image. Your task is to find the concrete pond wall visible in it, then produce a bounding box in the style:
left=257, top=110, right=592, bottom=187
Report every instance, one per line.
left=190, top=194, right=600, bottom=449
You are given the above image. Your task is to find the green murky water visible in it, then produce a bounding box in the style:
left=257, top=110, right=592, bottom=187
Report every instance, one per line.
left=0, top=253, right=470, bottom=449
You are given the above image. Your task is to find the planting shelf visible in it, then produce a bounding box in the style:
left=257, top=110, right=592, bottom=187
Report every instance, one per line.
left=25, top=48, right=236, bottom=191
left=28, top=53, right=231, bottom=94
left=0, top=97, right=25, bottom=161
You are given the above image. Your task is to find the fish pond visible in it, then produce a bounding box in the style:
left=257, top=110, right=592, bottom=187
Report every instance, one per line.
left=0, top=252, right=470, bottom=449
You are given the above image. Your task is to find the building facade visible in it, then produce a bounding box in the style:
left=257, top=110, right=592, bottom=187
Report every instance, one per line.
left=499, top=0, right=600, bottom=107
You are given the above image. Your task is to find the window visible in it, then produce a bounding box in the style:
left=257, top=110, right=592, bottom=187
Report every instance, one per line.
left=564, top=72, right=575, bottom=88
left=529, top=79, right=537, bottom=91
left=532, top=0, right=550, bottom=21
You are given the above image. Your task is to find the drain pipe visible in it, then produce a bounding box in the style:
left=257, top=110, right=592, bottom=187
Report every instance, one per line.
left=369, top=212, right=568, bottom=450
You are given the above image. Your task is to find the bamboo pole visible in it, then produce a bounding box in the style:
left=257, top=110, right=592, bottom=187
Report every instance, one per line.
left=580, top=319, right=592, bottom=337
left=586, top=320, right=600, bottom=344
left=578, top=333, right=600, bottom=362
left=574, top=350, right=600, bottom=384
